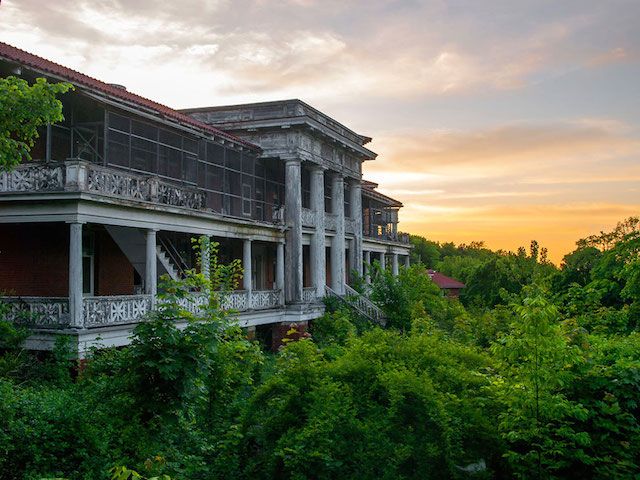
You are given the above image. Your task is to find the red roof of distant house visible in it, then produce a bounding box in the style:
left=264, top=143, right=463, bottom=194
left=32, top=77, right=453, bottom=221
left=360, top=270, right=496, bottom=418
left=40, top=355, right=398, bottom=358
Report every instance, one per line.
left=0, top=42, right=259, bottom=151
left=427, top=270, right=465, bottom=289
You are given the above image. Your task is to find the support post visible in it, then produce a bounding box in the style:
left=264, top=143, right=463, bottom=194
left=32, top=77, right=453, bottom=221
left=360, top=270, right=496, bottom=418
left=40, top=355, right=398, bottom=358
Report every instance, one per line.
left=276, top=241, right=285, bottom=305
left=404, top=255, right=410, bottom=269
left=349, top=179, right=363, bottom=277
left=330, top=172, right=345, bottom=294
left=284, top=159, right=303, bottom=302
left=145, top=229, right=157, bottom=306
left=392, top=253, right=399, bottom=276
left=364, top=250, right=371, bottom=284
left=380, top=252, right=386, bottom=271
left=243, top=239, right=252, bottom=294
left=310, top=165, right=326, bottom=298
left=200, top=235, right=210, bottom=281
left=69, top=222, right=83, bottom=328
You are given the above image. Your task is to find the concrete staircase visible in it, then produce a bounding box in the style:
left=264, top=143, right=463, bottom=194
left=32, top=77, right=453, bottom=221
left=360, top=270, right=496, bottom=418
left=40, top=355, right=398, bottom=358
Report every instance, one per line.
left=105, top=226, right=181, bottom=282
left=325, top=284, right=387, bottom=326
left=155, top=245, right=179, bottom=280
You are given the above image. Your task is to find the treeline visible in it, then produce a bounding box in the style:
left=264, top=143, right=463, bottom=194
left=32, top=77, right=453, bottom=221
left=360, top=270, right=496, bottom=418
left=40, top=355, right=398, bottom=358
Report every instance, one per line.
left=411, top=217, right=639, bottom=334
left=0, top=219, right=638, bottom=479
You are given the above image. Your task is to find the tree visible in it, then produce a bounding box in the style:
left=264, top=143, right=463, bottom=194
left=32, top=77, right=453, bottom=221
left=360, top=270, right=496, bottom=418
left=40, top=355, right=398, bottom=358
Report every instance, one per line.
left=0, top=76, right=72, bottom=171
left=492, top=290, right=589, bottom=479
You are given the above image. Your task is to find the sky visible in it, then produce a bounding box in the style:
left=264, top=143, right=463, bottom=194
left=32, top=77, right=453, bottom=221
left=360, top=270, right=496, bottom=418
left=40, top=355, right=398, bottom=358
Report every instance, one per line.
left=1, top=0, right=639, bottom=263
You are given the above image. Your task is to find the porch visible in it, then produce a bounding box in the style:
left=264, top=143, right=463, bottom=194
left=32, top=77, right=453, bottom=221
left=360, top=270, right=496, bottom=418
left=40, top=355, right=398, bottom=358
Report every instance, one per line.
left=1, top=290, right=282, bottom=330
left=0, top=221, right=287, bottom=332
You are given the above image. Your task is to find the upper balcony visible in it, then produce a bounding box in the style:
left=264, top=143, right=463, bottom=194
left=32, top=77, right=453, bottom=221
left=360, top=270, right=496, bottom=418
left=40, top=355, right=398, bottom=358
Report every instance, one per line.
left=1, top=160, right=207, bottom=213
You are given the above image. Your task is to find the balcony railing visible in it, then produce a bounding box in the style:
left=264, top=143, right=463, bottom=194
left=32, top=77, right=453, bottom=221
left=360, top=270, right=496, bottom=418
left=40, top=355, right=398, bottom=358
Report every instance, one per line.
left=2, top=296, right=70, bottom=328
left=83, top=295, right=153, bottom=327
left=325, top=213, right=337, bottom=231
left=301, top=207, right=316, bottom=227
left=1, top=289, right=283, bottom=329
left=363, top=230, right=411, bottom=244
left=0, top=160, right=205, bottom=211
left=302, top=287, right=317, bottom=303
left=345, top=217, right=356, bottom=235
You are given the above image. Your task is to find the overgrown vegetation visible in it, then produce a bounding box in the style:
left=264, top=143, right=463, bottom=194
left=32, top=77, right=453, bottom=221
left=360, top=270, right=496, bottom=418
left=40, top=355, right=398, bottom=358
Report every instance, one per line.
left=1, top=219, right=639, bottom=479
left=0, top=76, right=72, bottom=170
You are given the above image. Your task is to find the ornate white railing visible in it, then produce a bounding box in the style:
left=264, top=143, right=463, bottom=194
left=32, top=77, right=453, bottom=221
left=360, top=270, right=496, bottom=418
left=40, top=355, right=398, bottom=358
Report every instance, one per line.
left=2, top=288, right=284, bottom=329
left=302, top=287, right=317, bottom=303
left=83, top=295, right=153, bottom=327
left=173, top=293, right=208, bottom=315
left=83, top=162, right=205, bottom=209
left=0, top=161, right=206, bottom=211
left=325, top=213, right=338, bottom=231
left=156, top=182, right=204, bottom=209
left=250, top=290, right=282, bottom=309
left=345, top=217, right=356, bottom=234
left=0, top=164, right=64, bottom=193
left=85, top=163, right=151, bottom=201
left=301, top=208, right=316, bottom=227
left=1, top=297, right=70, bottom=328
left=220, top=290, right=250, bottom=311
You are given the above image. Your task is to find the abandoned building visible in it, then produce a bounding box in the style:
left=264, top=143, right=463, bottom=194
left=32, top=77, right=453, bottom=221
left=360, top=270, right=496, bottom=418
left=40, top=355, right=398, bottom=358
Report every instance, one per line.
left=0, top=42, right=411, bottom=353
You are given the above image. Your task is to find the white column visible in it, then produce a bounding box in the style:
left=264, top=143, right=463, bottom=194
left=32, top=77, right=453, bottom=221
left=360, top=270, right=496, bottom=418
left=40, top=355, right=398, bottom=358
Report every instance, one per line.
left=310, top=165, right=326, bottom=298
left=330, top=172, right=345, bottom=294
left=285, top=159, right=303, bottom=302
left=349, top=179, right=363, bottom=277
left=145, top=229, right=157, bottom=304
left=404, top=255, right=410, bottom=269
left=380, top=252, right=386, bottom=271
left=243, top=239, right=252, bottom=294
left=392, top=253, right=399, bottom=276
left=69, top=222, right=83, bottom=328
left=276, top=242, right=285, bottom=305
left=200, top=235, right=210, bottom=281
left=364, top=250, right=371, bottom=284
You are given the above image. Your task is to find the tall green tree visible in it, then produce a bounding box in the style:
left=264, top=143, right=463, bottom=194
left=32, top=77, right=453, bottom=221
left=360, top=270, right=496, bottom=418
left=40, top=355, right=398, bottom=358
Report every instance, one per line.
left=0, top=76, right=72, bottom=171
left=492, top=290, right=589, bottom=479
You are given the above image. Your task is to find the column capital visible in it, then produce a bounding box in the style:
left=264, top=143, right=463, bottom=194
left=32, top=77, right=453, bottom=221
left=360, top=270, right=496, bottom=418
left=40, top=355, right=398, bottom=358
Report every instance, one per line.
left=308, top=163, right=327, bottom=173
left=284, top=158, right=302, bottom=167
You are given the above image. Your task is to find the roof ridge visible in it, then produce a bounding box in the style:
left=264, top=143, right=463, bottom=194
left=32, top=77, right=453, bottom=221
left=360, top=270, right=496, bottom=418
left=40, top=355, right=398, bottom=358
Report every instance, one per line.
left=0, top=41, right=259, bottom=151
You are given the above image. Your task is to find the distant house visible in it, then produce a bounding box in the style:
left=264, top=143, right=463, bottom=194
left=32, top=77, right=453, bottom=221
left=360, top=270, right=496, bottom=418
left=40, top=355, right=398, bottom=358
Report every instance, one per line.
left=427, top=270, right=465, bottom=298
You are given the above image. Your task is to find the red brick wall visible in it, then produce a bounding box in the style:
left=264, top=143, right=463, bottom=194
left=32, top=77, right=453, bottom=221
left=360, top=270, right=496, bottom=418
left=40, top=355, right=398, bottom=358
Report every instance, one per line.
left=0, top=223, right=69, bottom=296
left=0, top=224, right=135, bottom=297
left=95, top=230, right=135, bottom=296
left=271, top=321, right=309, bottom=351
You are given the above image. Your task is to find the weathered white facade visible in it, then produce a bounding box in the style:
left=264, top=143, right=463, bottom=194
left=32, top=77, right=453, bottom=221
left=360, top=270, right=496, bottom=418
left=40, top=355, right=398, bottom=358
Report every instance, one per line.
left=0, top=43, right=410, bottom=354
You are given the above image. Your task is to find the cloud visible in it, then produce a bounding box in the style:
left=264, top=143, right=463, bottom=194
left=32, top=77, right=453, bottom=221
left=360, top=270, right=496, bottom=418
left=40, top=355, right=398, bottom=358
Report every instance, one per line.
left=4, top=0, right=639, bottom=104
left=369, top=120, right=640, bottom=177
left=2, top=0, right=639, bottom=263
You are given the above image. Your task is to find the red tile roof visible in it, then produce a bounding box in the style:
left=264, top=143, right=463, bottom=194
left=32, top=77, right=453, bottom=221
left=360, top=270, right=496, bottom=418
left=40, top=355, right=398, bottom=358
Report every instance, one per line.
left=427, top=270, right=466, bottom=289
left=0, top=42, right=259, bottom=151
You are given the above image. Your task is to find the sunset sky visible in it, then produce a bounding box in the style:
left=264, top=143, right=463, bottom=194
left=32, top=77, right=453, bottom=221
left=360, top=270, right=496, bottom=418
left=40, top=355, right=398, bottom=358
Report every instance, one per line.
left=2, top=0, right=639, bottom=263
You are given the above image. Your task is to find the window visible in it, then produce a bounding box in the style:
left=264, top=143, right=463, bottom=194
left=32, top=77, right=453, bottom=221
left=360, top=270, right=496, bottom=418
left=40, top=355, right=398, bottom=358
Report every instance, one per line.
left=242, top=183, right=252, bottom=216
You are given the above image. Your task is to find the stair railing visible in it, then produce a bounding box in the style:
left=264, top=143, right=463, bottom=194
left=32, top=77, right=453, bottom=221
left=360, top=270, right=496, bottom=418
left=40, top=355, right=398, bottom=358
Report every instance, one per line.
left=157, top=235, right=189, bottom=278
left=325, top=285, right=387, bottom=326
